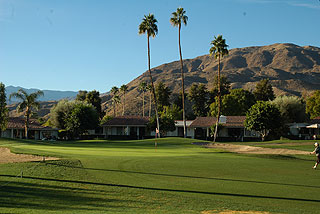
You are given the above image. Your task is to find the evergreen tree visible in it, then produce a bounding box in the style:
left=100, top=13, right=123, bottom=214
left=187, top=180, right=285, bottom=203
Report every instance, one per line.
left=0, top=83, right=8, bottom=132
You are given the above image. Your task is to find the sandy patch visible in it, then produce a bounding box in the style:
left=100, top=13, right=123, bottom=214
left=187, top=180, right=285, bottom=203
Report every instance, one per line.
left=206, top=143, right=309, bottom=155
left=202, top=210, right=270, bottom=214
left=0, top=147, right=59, bottom=164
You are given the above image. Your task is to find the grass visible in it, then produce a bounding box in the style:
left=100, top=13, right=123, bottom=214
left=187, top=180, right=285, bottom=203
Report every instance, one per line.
left=0, top=137, right=320, bottom=213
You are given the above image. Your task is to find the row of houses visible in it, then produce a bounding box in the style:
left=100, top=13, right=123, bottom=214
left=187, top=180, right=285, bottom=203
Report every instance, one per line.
left=1, top=116, right=320, bottom=141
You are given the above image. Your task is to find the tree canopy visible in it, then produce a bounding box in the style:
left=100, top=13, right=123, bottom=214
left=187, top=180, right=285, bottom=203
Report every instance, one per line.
left=188, top=83, right=208, bottom=117
left=0, top=83, right=8, bottom=131
left=306, top=90, right=320, bottom=119
left=253, top=79, right=275, bottom=101
left=245, top=101, right=282, bottom=141
left=210, top=88, right=255, bottom=116
left=272, top=95, right=307, bottom=123
left=50, top=100, right=99, bottom=139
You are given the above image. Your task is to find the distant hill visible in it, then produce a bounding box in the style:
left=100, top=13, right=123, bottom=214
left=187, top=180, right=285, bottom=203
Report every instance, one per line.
left=6, top=86, right=77, bottom=103
left=102, top=43, right=320, bottom=116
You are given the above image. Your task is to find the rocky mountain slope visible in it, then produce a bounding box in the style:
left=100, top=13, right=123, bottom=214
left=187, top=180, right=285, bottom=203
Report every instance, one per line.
left=103, top=43, right=320, bottom=116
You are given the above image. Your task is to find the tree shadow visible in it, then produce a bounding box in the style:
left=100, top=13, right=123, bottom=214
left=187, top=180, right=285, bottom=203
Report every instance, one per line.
left=45, top=162, right=320, bottom=190
left=0, top=180, right=139, bottom=212
left=1, top=175, right=319, bottom=204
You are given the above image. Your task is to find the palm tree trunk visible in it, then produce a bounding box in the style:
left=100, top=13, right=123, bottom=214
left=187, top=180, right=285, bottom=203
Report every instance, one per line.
left=147, top=34, right=160, bottom=137
left=122, top=93, right=125, bottom=116
left=149, top=91, right=152, bottom=117
left=25, top=109, right=29, bottom=139
left=142, top=90, right=145, bottom=117
left=213, top=54, right=221, bottom=143
left=113, top=102, right=116, bottom=117
left=178, top=24, right=187, bottom=138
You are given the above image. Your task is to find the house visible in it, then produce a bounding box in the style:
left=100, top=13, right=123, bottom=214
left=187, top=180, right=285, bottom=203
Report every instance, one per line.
left=165, top=120, right=194, bottom=138
left=189, top=115, right=260, bottom=141
left=101, top=116, right=150, bottom=139
left=1, top=117, right=58, bottom=140
left=102, top=115, right=260, bottom=141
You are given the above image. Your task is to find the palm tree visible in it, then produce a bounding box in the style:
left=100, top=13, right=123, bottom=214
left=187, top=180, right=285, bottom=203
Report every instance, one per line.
left=139, top=13, right=160, bottom=137
left=110, top=86, right=119, bottom=117
left=112, top=95, right=120, bottom=117
left=9, top=89, right=44, bottom=139
left=146, top=84, right=153, bottom=117
left=138, top=81, right=147, bottom=117
left=209, top=35, right=229, bottom=143
left=120, top=84, right=128, bottom=116
left=170, top=7, right=188, bottom=138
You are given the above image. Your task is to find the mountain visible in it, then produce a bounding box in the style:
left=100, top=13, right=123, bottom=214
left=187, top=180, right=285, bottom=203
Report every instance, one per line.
left=5, top=86, right=77, bottom=103
left=102, top=43, right=320, bottom=115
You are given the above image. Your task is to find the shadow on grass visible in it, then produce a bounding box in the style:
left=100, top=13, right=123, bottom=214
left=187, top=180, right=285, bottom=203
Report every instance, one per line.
left=1, top=175, right=319, bottom=204
left=0, top=180, right=138, bottom=211
left=45, top=162, right=320, bottom=190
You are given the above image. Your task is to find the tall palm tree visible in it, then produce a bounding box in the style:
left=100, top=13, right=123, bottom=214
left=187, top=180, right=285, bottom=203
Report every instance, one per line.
left=112, top=95, right=120, bottom=117
left=170, top=7, right=188, bottom=138
left=138, top=81, right=147, bottom=117
left=146, top=84, right=153, bottom=117
left=209, top=35, right=229, bottom=143
left=120, top=84, right=128, bottom=116
left=139, top=13, right=160, bottom=137
left=9, top=89, right=44, bottom=139
left=110, top=86, right=119, bottom=117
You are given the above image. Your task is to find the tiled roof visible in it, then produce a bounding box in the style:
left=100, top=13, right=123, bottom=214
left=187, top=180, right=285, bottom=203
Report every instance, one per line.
left=190, top=116, right=246, bottom=128
left=102, top=116, right=150, bottom=126
left=7, top=117, right=56, bottom=130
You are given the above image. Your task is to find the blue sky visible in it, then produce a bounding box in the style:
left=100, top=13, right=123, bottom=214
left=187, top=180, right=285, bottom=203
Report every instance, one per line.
left=0, top=0, right=319, bottom=93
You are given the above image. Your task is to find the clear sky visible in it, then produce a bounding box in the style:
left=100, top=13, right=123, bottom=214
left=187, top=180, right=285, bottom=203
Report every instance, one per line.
left=1, top=0, right=319, bottom=93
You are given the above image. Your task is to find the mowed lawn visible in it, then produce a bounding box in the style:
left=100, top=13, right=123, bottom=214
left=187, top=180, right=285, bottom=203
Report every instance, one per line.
left=0, top=138, right=319, bottom=214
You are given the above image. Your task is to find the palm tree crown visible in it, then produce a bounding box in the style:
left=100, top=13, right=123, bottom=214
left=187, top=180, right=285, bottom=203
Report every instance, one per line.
left=9, top=89, right=44, bottom=138
left=209, top=35, right=229, bottom=58
left=170, top=7, right=188, bottom=27
left=139, top=14, right=158, bottom=37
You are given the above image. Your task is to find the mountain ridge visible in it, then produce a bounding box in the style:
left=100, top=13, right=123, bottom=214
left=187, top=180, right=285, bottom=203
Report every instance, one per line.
left=102, top=43, right=320, bottom=115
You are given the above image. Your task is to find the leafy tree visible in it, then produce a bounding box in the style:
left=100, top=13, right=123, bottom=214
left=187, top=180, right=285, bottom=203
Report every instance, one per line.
left=209, top=34, right=229, bottom=143
left=208, top=75, right=231, bottom=104
left=100, top=115, right=113, bottom=125
left=76, top=90, right=103, bottom=119
left=86, top=90, right=103, bottom=119
left=76, top=90, right=88, bottom=101
left=138, top=81, right=147, bottom=117
left=272, top=95, right=307, bottom=123
left=50, top=100, right=78, bottom=129
left=0, top=83, right=8, bottom=131
left=210, top=89, right=255, bottom=116
left=139, top=13, right=161, bottom=137
left=245, top=101, right=282, bottom=141
left=110, top=86, right=119, bottom=117
left=161, top=104, right=182, bottom=120
left=306, top=90, right=320, bottom=119
left=170, top=7, right=188, bottom=138
left=155, top=82, right=172, bottom=112
left=50, top=100, right=99, bottom=139
left=253, top=79, right=275, bottom=101
left=120, top=84, right=128, bottom=116
left=9, top=89, right=44, bottom=138
left=148, top=110, right=176, bottom=136
left=65, top=102, right=99, bottom=139
left=188, top=83, right=208, bottom=117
